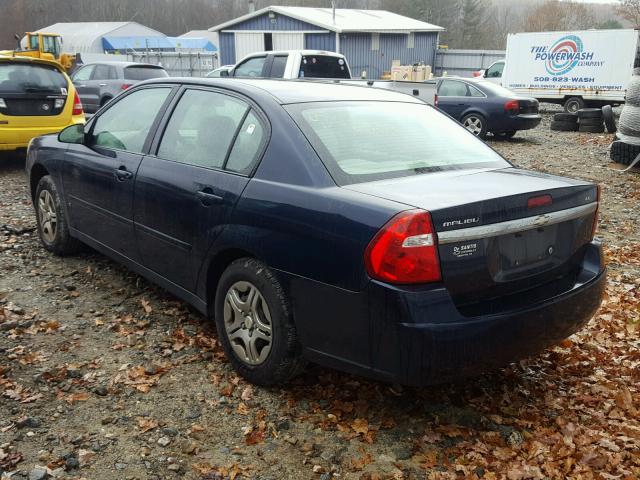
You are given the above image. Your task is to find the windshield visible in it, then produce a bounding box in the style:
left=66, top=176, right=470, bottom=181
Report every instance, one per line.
left=124, top=66, right=168, bottom=81
left=287, top=101, right=509, bottom=185
left=0, top=63, right=67, bottom=94
left=299, top=55, right=350, bottom=79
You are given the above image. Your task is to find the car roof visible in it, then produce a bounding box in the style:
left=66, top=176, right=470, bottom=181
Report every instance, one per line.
left=141, top=78, right=425, bottom=105
left=80, top=61, right=164, bottom=68
left=0, top=54, right=65, bottom=70
left=243, top=50, right=345, bottom=58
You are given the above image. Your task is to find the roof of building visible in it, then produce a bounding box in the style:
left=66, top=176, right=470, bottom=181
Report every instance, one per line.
left=30, top=22, right=165, bottom=47
left=102, top=36, right=174, bottom=51
left=209, top=6, right=444, bottom=33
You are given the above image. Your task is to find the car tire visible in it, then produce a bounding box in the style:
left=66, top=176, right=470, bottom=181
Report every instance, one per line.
left=34, top=175, right=82, bottom=256
left=601, top=105, right=616, bottom=133
left=577, top=108, right=603, bottom=119
left=610, top=138, right=640, bottom=166
left=578, top=118, right=605, bottom=127
left=578, top=124, right=605, bottom=133
left=461, top=113, right=487, bottom=139
left=550, top=121, right=579, bottom=132
left=214, top=258, right=305, bottom=386
left=553, top=113, right=577, bottom=123
left=564, top=97, right=585, bottom=113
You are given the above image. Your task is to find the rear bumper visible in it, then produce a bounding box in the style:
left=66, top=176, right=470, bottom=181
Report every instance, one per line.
left=0, top=118, right=83, bottom=151
left=288, top=241, right=605, bottom=386
left=493, top=114, right=541, bottom=133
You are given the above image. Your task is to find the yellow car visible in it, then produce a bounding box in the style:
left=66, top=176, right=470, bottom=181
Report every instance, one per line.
left=0, top=55, right=84, bottom=152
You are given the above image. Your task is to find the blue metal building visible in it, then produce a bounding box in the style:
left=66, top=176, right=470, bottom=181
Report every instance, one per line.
left=209, top=6, right=443, bottom=78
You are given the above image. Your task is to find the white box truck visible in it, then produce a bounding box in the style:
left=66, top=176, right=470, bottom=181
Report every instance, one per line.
left=481, top=29, right=639, bottom=113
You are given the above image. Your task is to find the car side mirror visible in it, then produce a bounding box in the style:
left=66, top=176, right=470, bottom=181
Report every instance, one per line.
left=58, top=124, right=85, bottom=144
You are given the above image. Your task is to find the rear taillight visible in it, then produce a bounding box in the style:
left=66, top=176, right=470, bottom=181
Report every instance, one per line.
left=72, top=91, right=83, bottom=116
left=365, top=210, right=441, bottom=284
left=121, top=83, right=133, bottom=90
left=504, top=99, right=519, bottom=113
left=434, top=94, right=438, bottom=108
left=527, top=194, right=553, bottom=209
left=591, top=184, right=601, bottom=238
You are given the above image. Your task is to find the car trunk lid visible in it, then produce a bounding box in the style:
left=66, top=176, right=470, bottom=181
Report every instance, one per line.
left=345, top=168, right=598, bottom=313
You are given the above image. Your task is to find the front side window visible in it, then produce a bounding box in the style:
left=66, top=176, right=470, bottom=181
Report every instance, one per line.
left=72, top=66, right=94, bottom=82
left=287, top=101, right=508, bottom=185
left=438, top=80, right=469, bottom=97
left=42, top=36, right=60, bottom=57
left=92, top=64, right=111, bottom=80
left=486, top=62, right=504, bottom=78
left=233, top=57, right=266, bottom=78
left=91, top=87, right=171, bottom=153
left=0, top=63, right=67, bottom=93
left=157, top=89, right=248, bottom=169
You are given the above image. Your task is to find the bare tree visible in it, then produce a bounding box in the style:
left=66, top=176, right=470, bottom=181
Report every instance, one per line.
left=618, top=0, right=640, bottom=27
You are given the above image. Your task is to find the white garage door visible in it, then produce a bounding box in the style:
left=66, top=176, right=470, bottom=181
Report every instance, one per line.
left=235, top=33, right=264, bottom=62
left=273, top=33, right=304, bottom=51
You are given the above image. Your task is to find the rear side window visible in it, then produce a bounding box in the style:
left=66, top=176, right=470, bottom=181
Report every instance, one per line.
left=157, top=89, right=248, bottom=169
left=287, top=101, right=508, bottom=185
left=299, top=55, right=350, bottom=79
left=0, top=63, right=67, bottom=93
left=438, top=80, right=468, bottom=97
left=269, top=56, right=288, bottom=78
left=226, top=111, right=266, bottom=174
left=91, top=87, right=171, bottom=153
left=124, top=66, right=168, bottom=81
left=233, top=57, right=266, bottom=78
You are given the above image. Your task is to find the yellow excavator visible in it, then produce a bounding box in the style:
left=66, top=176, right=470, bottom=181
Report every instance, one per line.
left=0, top=32, right=78, bottom=73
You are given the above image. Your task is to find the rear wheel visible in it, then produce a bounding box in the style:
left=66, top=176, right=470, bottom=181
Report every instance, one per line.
left=35, top=176, right=81, bottom=256
left=100, top=96, right=112, bottom=108
left=461, top=113, right=487, bottom=139
left=564, top=96, right=585, bottom=113
left=214, top=258, right=304, bottom=386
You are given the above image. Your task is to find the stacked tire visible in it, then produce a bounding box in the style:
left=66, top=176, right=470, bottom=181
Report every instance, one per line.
left=612, top=72, right=640, bottom=166
left=550, top=113, right=578, bottom=132
left=577, top=108, right=605, bottom=133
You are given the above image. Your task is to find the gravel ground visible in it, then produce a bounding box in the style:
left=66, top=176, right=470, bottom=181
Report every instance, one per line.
left=1, top=109, right=638, bottom=480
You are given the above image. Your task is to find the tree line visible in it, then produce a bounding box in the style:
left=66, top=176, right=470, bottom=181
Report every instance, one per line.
left=0, top=0, right=629, bottom=52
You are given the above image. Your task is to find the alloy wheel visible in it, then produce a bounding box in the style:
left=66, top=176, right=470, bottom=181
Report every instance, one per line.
left=38, top=189, right=57, bottom=243
left=463, top=116, right=483, bottom=136
left=223, top=281, right=273, bottom=365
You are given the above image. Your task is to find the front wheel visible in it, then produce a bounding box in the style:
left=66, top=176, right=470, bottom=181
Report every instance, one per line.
left=564, top=96, right=585, bottom=113
left=34, top=175, right=81, bottom=256
left=462, top=113, right=487, bottom=139
left=214, top=258, right=304, bottom=386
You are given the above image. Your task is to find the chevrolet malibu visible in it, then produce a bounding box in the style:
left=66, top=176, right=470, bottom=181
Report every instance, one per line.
left=25, top=79, right=606, bottom=386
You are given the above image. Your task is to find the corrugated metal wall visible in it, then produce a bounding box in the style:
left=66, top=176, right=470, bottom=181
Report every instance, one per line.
left=340, top=32, right=438, bottom=79
left=433, top=49, right=505, bottom=77
left=219, top=32, right=235, bottom=65
left=305, top=33, right=336, bottom=51
left=228, top=13, right=320, bottom=31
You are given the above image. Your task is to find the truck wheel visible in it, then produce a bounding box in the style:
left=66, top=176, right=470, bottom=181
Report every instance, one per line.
left=577, top=108, right=604, bottom=119
left=579, top=118, right=605, bottom=127
left=564, top=97, right=585, bottom=113
left=35, top=176, right=82, bottom=256
left=214, top=258, right=305, bottom=386
left=602, top=106, right=616, bottom=133
left=461, top=113, right=487, bottom=139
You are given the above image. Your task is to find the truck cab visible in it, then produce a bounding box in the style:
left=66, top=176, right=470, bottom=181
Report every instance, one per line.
left=481, top=60, right=504, bottom=85
left=231, top=50, right=351, bottom=80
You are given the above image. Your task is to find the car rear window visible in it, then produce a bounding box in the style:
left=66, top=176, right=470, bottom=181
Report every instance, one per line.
left=124, top=66, right=168, bottom=81
left=299, top=55, right=350, bottom=79
left=0, top=63, right=67, bottom=94
left=287, top=101, right=509, bottom=185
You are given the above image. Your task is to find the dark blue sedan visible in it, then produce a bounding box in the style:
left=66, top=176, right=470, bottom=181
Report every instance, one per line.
left=25, top=79, right=605, bottom=386
left=427, top=77, right=541, bottom=139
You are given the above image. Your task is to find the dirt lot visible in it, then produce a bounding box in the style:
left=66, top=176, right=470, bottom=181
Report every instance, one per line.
left=1, top=109, right=639, bottom=480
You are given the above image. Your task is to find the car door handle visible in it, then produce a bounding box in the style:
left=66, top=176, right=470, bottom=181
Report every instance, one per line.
left=196, top=188, right=223, bottom=206
left=114, top=166, right=133, bottom=181
left=99, top=83, right=107, bottom=87
left=77, top=84, right=87, bottom=88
